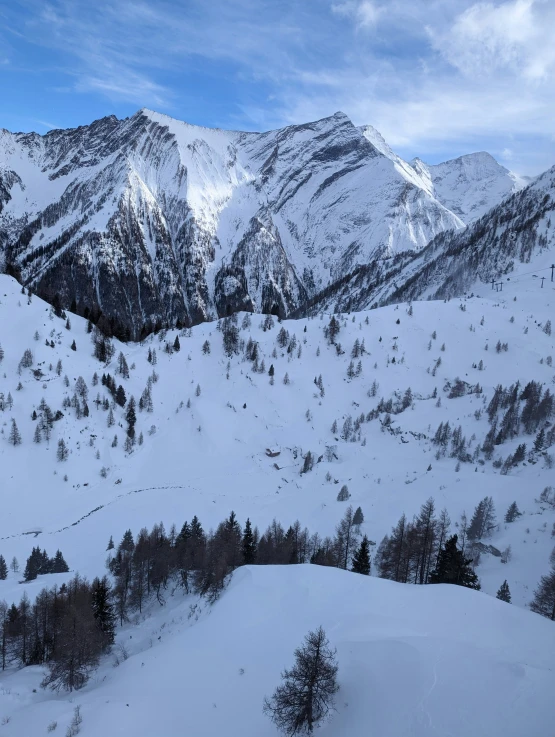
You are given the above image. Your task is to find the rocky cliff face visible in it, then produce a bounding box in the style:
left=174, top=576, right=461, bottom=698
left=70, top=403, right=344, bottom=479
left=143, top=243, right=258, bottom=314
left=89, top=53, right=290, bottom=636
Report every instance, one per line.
left=0, top=109, right=521, bottom=338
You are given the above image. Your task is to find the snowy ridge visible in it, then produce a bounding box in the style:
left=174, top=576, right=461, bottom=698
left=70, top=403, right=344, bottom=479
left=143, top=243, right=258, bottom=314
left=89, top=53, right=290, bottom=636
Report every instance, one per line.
left=0, top=110, right=524, bottom=337
left=2, top=565, right=553, bottom=737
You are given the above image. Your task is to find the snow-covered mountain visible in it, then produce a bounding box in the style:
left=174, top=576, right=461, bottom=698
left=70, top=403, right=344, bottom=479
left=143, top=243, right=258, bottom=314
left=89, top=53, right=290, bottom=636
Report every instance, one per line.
left=0, top=110, right=523, bottom=337
left=305, top=164, right=555, bottom=314
left=358, top=126, right=525, bottom=223
left=411, top=153, right=527, bottom=223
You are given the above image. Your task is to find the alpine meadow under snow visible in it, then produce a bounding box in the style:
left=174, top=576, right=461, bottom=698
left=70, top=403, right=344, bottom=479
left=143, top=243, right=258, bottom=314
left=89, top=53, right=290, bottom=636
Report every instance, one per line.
left=0, top=110, right=554, bottom=737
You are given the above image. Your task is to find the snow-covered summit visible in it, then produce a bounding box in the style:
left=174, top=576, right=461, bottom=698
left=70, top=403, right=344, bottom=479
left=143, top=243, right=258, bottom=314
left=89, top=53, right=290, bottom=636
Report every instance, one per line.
left=413, top=151, right=527, bottom=223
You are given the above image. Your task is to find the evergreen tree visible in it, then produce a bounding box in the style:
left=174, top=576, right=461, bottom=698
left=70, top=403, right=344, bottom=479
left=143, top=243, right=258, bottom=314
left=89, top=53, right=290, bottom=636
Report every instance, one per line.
left=263, top=626, right=339, bottom=735
left=529, top=565, right=555, bottom=620
left=467, top=497, right=496, bottom=540
left=70, top=340, right=76, bottom=351
left=336, top=485, right=350, bottom=501
left=56, top=438, right=69, bottom=461
left=326, top=316, right=340, bottom=344
left=115, top=385, right=126, bottom=407
left=126, top=396, right=137, bottom=439
left=301, top=451, right=314, bottom=474
left=106, top=536, right=114, bottom=551
left=119, top=530, right=135, bottom=553
left=117, top=352, right=129, bottom=378
left=496, top=580, right=511, bottom=603
left=173, top=335, right=180, bottom=352
left=352, top=506, right=364, bottom=526
left=242, top=518, right=257, bottom=564
left=91, top=576, right=116, bottom=648
left=351, top=535, right=371, bottom=575
left=33, top=424, right=42, bottom=444
left=23, top=547, right=43, bottom=581
left=50, top=550, right=69, bottom=573
left=504, top=502, right=521, bottom=523
left=0, top=555, right=7, bottom=580
left=8, top=419, right=22, bottom=446
left=429, top=535, right=480, bottom=590
left=335, top=505, right=359, bottom=570
left=534, top=428, right=545, bottom=453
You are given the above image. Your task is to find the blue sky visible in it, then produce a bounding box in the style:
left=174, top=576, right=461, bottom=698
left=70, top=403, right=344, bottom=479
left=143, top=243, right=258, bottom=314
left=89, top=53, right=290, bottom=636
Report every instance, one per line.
left=1, top=0, right=554, bottom=174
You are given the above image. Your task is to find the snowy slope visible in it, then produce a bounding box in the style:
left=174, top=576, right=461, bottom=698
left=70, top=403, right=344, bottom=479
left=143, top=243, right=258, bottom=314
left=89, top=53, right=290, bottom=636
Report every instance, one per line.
left=0, top=270, right=554, bottom=733
left=0, top=272, right=554, bottom=609
left=1, top=565, right=553, bottom=737
left=2, top=109, right=522, bottom=337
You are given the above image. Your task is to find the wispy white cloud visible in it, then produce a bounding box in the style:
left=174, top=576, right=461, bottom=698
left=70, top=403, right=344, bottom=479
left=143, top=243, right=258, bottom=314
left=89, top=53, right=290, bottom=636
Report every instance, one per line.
left=2, top=0, right=554, bottom=173
left=332, top=1, right=382, bottom=29
left=430, top=0, right=555, bottom=81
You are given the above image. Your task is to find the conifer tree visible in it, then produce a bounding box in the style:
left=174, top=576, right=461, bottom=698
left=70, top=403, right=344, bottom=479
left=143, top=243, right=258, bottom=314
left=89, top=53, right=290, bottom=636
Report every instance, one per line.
left=496, top=580, right=511, bottom=603
left=173, top=335, right=181, bottom=352
left=336, top=485, right=350, bottom=501
left=335, top=505, right=359, bottom=570
left=50, top=550, right=69, bottom=573
left=534, top=428, right=545, bottom=453
left=0, top=555, right=7, bottom=580
left=115, top=385, right=126, bottom=407
left=263, top=626, right=339, bottom=735
left=23, top=547, right=42, bottom=581
left=117, top=352, right=130, bottom=378
left=125, top=396, right=137, bottom=439
left=467, top=497, right=496, bottom=540
left=301, top=451, right=314, bottom=474
left=504, top=502, right=521, bottom=523
left=326, top=316, right=340, bottom=344
left=351, top=535, right=371, bottom=575
left=57, top=438, right=69, bottom=461
left=8, top=419, right=22, bottom=446
left=353, top=507, right=364, bottom=526
left=529, top=565, right=555, bottom=620
left=429, top=535, right=480, bottom=590
left=242, top=518, right=257, bottom=564
left=91, top=576, right=116, bottom=648
left=107, top=536, right=115, bottom=551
